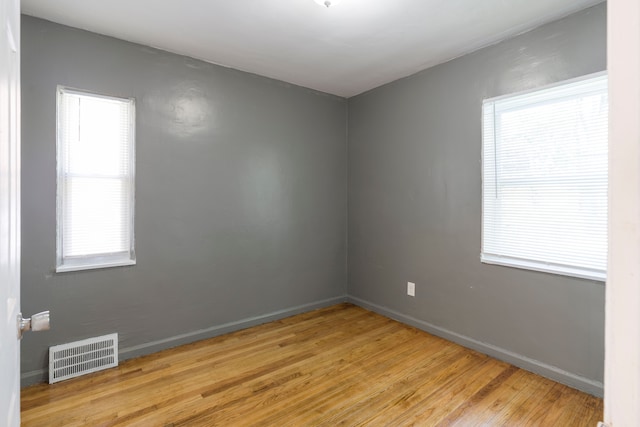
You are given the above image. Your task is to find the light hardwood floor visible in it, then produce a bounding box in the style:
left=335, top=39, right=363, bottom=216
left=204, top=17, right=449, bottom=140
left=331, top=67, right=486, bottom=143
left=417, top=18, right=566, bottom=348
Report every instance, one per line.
left=21, top=303, right=603, bottom=426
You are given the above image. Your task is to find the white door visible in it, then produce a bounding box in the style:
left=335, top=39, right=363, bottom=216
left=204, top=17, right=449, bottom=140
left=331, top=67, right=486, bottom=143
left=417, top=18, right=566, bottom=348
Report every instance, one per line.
left=0, top=0, right=21, bottom=425
left=605, top=0, right=640, bottom=426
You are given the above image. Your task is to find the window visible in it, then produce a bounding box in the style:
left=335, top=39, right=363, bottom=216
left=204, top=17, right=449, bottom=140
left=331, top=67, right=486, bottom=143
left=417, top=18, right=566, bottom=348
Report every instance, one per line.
left=56, top=87, right=136, bottom=272
left=481, top=73, right=608, bottom=281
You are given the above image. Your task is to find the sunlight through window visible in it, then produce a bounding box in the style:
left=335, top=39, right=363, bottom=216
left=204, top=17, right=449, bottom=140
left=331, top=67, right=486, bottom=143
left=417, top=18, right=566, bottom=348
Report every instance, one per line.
left=481, top=73, right=608, bottom=281
left=56, top=87, right=135, bottom=272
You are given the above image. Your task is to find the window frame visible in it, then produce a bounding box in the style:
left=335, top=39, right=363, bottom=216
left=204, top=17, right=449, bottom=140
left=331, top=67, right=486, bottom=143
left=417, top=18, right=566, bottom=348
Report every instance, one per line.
left=56, top=86, right=136, bottom=273
left=481, top=71, right=608, bottom=282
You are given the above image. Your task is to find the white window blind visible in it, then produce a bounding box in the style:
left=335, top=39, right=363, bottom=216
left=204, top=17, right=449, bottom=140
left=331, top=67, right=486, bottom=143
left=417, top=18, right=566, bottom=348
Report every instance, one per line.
left=57, top=87, right=136, bottom=272
left=481, top=73, right=608, bottom=281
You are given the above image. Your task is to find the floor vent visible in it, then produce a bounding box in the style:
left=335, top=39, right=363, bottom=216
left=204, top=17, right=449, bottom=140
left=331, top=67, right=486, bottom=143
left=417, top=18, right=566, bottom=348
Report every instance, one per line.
left=49, top=333, right=118, bottom=384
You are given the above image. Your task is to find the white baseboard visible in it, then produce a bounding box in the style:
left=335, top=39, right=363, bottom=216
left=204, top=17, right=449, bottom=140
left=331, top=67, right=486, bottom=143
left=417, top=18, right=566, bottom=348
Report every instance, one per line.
left=21, top=295, right=347, bottom=388
left=347, top=295, right=604, bottom=397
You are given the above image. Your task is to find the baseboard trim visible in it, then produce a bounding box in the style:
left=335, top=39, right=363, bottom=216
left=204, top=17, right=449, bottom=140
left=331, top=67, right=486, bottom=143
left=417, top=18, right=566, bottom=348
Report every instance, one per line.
left=21, top=295, right=347, bottom=388
left=119, top=296, right=347, bottom=361
left=347, top=295, right=604, bottom=397
left=24, top=295, right=601, bottom=396
left=21, top=369, right=48, bottom=387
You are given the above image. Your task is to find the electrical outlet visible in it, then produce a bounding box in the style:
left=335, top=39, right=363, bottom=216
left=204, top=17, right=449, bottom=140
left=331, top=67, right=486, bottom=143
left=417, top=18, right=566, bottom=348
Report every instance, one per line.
left=407, top=282, right=415, bottom=297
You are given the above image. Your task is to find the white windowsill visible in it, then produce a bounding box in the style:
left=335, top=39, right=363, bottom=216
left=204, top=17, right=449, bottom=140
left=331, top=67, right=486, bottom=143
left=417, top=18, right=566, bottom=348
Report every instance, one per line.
left=56, top=259, right=136, bottom=273
left=481, top=253, right=606, bottom=282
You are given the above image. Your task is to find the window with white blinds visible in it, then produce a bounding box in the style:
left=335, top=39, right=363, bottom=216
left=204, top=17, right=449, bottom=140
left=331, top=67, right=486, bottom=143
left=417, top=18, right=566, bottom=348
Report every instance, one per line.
left=481, top=73, right=608, bottom=281
left=56, top=87, right=136, bottom=272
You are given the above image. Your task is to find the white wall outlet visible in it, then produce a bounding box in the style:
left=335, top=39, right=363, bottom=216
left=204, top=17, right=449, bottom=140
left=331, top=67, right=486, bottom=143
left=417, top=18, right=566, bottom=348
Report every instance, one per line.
left=407, top=282, right=415, bottom=297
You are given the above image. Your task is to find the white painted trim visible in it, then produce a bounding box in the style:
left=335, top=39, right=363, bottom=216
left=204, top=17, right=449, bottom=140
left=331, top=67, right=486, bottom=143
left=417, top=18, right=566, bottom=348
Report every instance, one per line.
left=21, top=296, right=348, bottom=387
left=482, top=70, right=607, bottom=104
left=604, top=0, right=640, bottom=424
left=481, top=254, right=606, bottom=282
left=55, top=86, right=136, bottom=273
left=348, top=296, right=603, bottom=397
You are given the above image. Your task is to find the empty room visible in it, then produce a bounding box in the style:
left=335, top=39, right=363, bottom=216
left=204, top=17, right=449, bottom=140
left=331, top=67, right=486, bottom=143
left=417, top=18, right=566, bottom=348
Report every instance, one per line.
left=2, top=0, right=640, bottom=425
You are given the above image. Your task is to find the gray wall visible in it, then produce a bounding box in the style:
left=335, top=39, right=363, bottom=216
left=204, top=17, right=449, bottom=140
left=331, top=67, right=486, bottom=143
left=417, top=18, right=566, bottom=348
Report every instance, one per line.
left=347, top=3, right=606, bottom=395
left=22, top=3, right=606, bottom=396
left=21, top=16, right=347, bottom=383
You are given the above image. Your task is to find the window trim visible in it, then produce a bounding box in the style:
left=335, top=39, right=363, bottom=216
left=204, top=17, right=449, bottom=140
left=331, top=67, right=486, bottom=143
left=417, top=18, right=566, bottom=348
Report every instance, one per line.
left=480, top=71, right=608, bottom=282
left=56, top=86, right=136, bottom=273
left=481, top=70, right=607, bottom=108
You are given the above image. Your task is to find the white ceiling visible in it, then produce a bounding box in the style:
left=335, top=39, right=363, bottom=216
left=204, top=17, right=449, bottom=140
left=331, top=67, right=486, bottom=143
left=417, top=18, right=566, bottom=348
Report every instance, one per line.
left=21, top=0, right=603, bottom=98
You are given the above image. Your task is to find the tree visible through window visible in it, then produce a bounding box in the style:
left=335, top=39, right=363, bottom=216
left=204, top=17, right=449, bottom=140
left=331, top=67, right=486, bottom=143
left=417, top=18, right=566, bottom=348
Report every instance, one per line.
left=481, top=73, right=608, bottom=281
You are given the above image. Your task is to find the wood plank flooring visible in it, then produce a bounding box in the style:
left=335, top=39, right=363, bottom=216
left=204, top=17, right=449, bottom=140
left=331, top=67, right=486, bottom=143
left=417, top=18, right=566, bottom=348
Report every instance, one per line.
left=21, top=303, right=603, bottom=426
